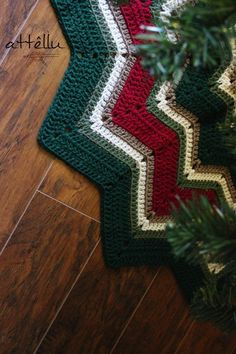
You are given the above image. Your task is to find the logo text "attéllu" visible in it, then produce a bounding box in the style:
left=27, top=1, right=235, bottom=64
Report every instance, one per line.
left=6, top=34, right=65, bottom=50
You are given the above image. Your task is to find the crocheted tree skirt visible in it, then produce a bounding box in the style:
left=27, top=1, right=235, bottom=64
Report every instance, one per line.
left=38, top=0, right=236, bottom=301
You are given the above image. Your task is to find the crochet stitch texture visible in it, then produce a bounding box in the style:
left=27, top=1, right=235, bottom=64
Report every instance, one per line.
left=38, top=0, right=236, bottom=302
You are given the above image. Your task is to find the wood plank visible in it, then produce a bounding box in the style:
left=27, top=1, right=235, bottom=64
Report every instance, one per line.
left=0, top=192, right=100, bottom=354
left=39, top=159, right=101, bottom=220
left=0, top=0, right=70, bottom=249
left=0, top=0, right=38, bottom=61
left=36, top=245, right=158, bottom=354
left=111, top=267, right=194, bottom=354
left=175, top=321, right=236, bottom=354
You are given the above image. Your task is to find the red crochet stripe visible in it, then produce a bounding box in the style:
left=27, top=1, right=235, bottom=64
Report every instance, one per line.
left=111, top=1, right=216, bottom=216
left=119, top=0, right=152, bottom=44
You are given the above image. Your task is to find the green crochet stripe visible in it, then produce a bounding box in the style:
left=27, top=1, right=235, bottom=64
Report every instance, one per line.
left=61, top=2, right=165, bottom=237
left=176, top=66, right=236, bottom=185
left=147, top=84, right=226, bottom=200
left=38, top=0, right=173, bottom=265
left=53, top=0, right=116, bottom=54
left=150, top=0, right=235, bottom=190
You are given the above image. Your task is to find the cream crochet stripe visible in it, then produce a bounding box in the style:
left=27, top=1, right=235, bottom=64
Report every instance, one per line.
left=218, top=38, right=236, bottom=108
left=88, top=0, right=166, bottom=231
left=155, top=0, right=236, bottom=209
left=79, top=0, right=236, bottom=236
left=156, top=81, right=236, bottom=208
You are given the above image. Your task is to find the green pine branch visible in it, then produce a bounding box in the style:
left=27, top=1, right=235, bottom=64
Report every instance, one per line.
left=218, top=112, right=236, bottom=160
left=166, top=196, right=236, bottom=267
left=137, top=0, right=236, bottom=82
left=166, top=196, right=236, bottom=332
left=191, top=273, right=236, bottom=333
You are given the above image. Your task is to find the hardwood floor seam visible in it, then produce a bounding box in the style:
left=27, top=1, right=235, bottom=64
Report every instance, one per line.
left=0, top=161, right=54, bottom=256
left=0, top=0, right=41, bottom=66
left=37, top=189, right=100, bottom=223
left=33, top=239, right=101, bottom=354
left=109, top=269, right=160, bottom=354
left=173, top=321, right=195, bottom=353
left=231, top=344, right=236, bottom=354
left=38, top=160, right=55, bottom=188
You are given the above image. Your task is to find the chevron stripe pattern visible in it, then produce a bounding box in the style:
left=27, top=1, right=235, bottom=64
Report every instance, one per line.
left=38, top=0, right=236, bottom=300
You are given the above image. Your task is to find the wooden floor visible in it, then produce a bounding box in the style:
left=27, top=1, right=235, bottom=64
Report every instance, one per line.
left=1, top=1, right=236, bottom=353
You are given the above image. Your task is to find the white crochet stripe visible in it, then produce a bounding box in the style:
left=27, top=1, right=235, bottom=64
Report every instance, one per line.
left=90, top=54, right=166, bottom=231
left=108, top=3, right=169, bottom=230
left=218, top=39, right=236, bottom=107
left=101, top=57, right=169, bottom=232
left=78, top=0, right=153, bottom=229
left=79, top=1, right=153, bottom=229
left=159, top=0, right=196, bottom=42
left=98, top=0, right=127, bottom=54
left=156, top=82, right=236, bottom=209
left=109, top=3, right=133, bottom=50
left=80, top=0, right=236, bottom=234
left=108, top=0, right=155, bottom=217
left=95, top=1, right=147, bottom=228
left=91, top=0, right=166, bottom=231
left=90, top=56, right=148, bottom=225
left=159, top=0, right=196, bottom=20
left=159, top=0, right=235, bottom=207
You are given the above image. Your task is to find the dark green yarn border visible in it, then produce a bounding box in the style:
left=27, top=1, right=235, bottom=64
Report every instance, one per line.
left=51, top=0, right=166, bottom=237
left=38, top=0, right=233, bottom=303
left=38, top=0, right=173, bottom=265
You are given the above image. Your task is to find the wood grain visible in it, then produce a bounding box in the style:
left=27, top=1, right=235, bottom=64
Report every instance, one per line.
left=36, top=244, right=158, bottom=354
left=39, top=159, right=101, bottom=220
left=1, top=0, right=236, bottom=353
left=112, top=267, right=194, bottom=354
left=0, top=191, right=100, bottom=354
left=0, top=0, right=38, bottom=61
left=0, top=0, right=69, bottom=249
left=175, top=321, right=236, bottom=354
